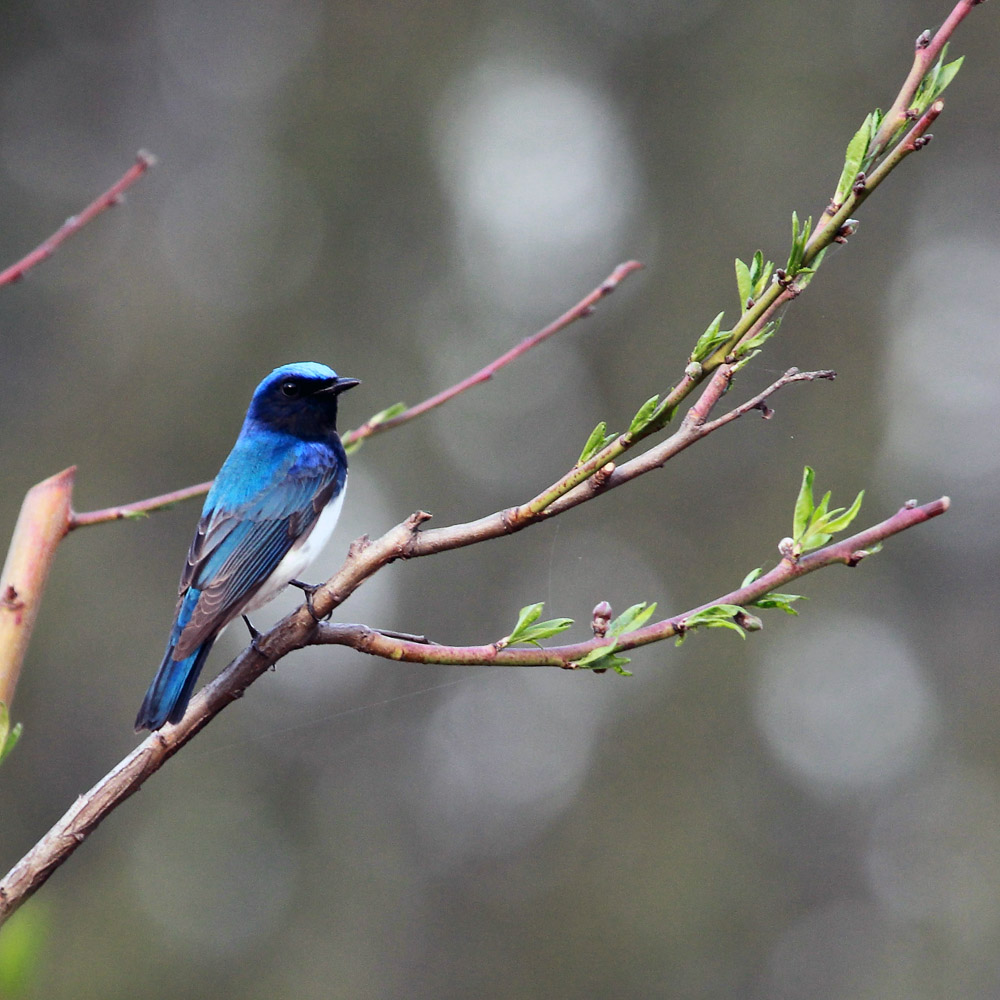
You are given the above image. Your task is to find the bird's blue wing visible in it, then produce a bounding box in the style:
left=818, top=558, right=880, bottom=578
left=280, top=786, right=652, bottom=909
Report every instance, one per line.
left=172, top=440, right=344, bottom=657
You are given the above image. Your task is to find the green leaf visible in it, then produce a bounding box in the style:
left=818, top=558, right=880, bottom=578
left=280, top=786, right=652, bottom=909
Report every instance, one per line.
left=754, top=260, right=774, bottom=299
left=870, top=108, right=884, bottom=140
left=576, top=642, right=615, bottom=666
left=683, top=604, right=743, bottom=628
left=506, top=603, right=541, bottom=639
left=787, top=213, right=801, bottom=273
left=913, top=46, right=964, bottom=112
left=740, top=567, right=763, bottom=588
left=575, top=642, right=632, bottom=675
left=628, top=396, right=661, bottom=437
left=513, top=619, right=575, bottom=646
left=835, top=113, right=873, bottom=204
left=736, top=318, right=780, bottom=356
left=676, top=604, right=748, bottom=645
left=690, top=312, right=729, bottom=362
left=799, top=527, right=833, bottom=551
left=931, top=55, right=964, bottom=100
left=608, top=602, right=658, bottom=637
left=753, top=592, right=804, bottom=615
left=504, top=603, right=573, bottom=647
left=578, top=422, right=616, bottom=464
left=814, top=489, right=832, bottom=522
left=735, top=257, right=753, bottom=311
left=368, top=401, right=407, bottom=426
left=791, top=470, right=866, bottom=555
left=730, top=349, right=761, bottom=375
left=792, top=466, right=816, bottom=539
left=0, top=702, right=21, bottom=766
left=821, top=489, right=865, bottom=534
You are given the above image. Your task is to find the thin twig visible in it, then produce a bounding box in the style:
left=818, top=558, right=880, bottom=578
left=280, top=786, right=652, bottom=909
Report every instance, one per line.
left=872, top=0, right=981, bottom=151
left=0, top=151, right=156, bottom=288
left=341, top=260, right=643, bottom=447
left=69, top=479, right=212, bottom=530
left=67, top=261, right=643, bottom=528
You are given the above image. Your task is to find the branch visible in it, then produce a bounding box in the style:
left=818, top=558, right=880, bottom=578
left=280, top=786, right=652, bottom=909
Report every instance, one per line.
left=0, top=469, right=75, bottom=711
left=0, top=496, right=948, bottom=923
left=0, top=151, right=156, bottom=287
left=66, top=261, right=644, bottom=527
left=873, top=0, right=982, bottom=151
left=395, top=367, right=837, bottom=562
left=343, top=260, right=643, bottom=448
left=68, top=479, right=212, bottom=531
left=0, top=0, right=981, bottom=926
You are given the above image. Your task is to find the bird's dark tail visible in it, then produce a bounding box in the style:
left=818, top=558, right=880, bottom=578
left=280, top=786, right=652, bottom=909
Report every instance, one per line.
left=135, top=640, right=215, bottom=731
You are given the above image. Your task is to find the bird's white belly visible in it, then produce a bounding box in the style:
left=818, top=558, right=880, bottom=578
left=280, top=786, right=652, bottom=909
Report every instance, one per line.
left=242, top=483, right=346, bottom=613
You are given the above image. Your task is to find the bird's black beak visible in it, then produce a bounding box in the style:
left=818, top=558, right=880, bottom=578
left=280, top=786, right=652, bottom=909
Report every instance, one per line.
left=321, top=376, right=360, bottom=395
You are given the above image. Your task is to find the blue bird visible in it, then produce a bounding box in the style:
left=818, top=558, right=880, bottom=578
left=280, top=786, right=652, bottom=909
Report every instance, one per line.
left=135, top=362, right=359, bottom=731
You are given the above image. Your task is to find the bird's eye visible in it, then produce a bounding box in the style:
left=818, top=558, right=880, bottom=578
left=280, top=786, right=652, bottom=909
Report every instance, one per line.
left=280, top=380, right=300, bottom=398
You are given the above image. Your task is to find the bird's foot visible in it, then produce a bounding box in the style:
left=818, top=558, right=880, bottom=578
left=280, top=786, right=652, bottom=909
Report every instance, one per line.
left=289, top=579, right=327, bottom=622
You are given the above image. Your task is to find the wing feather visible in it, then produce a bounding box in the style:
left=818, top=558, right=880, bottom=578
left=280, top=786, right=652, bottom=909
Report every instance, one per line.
left=172, top=447, right=342, bottom=657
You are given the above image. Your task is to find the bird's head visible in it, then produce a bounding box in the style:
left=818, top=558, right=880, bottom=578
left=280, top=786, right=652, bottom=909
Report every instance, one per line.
left=247, top=362, right=360, bottom=440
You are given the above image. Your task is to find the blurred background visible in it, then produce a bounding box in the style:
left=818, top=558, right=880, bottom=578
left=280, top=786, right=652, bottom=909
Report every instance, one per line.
left=1, top=1, right=999, bottom=997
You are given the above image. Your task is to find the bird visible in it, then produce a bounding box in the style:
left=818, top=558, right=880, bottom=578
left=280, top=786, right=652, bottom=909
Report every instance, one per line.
left=135, top=362, right=359, bottom=731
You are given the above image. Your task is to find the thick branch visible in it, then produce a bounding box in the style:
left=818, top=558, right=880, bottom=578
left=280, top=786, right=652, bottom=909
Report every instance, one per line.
left=0, top=497, right=948, bottom=923
left=0, top=469, right=75, bottom=710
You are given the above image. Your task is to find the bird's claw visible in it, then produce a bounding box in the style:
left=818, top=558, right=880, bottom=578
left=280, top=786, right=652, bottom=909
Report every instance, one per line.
left=289, top=578, right=326, bottom=622
left=241, top=614, right=264, bottom=651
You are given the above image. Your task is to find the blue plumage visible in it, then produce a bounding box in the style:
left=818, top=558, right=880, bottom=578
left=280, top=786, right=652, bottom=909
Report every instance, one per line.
left=135, top=362, right=359, bottom=731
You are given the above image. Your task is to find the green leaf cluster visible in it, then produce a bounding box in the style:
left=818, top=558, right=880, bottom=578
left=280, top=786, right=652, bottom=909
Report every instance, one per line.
left=739, top=567, right=804, bottom=616
left=791, top=466, right=864, bottom=556
left=575, top=643, right=633, bottom=675
left=503, top=603, right=574, bottom=647
left=734, top=251, right=774, bottom=313
left=573, top=601, right=658, bottom=675
left=0, top=701, right=21, bottom=766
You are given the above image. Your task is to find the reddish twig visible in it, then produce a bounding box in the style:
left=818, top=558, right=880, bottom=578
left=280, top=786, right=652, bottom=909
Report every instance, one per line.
left=873, top=0, right=982, bottom=151
left=69, top=479, right=212, bottom=531
left=342, top=260, right=643, bottom=447
left=312, top=498, right=950, bottom=667
left=0, top=151, right=156, bottom=287
left=67, top=261, right=643, bottom=528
